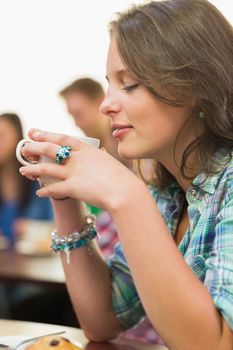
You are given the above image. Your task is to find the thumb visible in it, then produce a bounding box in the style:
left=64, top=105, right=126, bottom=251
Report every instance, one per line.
left=36, top=180, right=71, bottom=199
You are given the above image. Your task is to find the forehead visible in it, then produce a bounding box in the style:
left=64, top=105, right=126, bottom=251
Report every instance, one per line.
left=0, top=118, right=14, bottom=130
left=66, top=92, right=94, bottom=105
left=106, top=38, right=129, bottom=77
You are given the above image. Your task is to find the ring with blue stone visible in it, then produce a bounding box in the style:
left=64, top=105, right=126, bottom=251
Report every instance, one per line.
left=56, top=145, right=72, bottom=164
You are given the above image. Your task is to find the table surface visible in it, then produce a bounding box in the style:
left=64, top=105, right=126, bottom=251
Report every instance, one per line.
left=0, top=320, right=168, bottom=350
left=0, top=250, right=65, bottom=286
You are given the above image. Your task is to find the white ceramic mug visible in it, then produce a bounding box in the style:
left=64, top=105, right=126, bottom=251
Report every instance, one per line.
left=16, top=134, right=100, bottom=186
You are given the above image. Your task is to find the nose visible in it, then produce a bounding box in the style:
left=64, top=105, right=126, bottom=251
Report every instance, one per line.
left=99, top=89, right=121, bottom=118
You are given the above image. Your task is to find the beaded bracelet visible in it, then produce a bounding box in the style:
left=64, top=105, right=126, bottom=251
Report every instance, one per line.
left=51, top=214, right=97, bottom=264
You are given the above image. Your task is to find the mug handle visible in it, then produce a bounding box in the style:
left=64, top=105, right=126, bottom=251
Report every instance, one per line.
left=16, top=139, right=37, bottom=166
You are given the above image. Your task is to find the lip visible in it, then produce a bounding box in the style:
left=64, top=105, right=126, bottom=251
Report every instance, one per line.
left=111, top=123, right=132, bottom=129
left=112, top=126, right=133, bottom=139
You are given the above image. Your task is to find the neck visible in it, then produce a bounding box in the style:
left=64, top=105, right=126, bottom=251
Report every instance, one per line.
left=157, top=146, right=200, bottom=192
left=157, top=119, right=204, bottom=191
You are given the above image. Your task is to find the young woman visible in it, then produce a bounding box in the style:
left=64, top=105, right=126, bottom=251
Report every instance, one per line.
left=0, top=113, right=55, bottom=319
left=0, top=113, right=53, bottom=245
left=19, top=1, right=233, bottom=349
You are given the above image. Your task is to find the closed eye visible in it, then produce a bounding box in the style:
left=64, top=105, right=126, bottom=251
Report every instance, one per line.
left=122, top=83, right=140, bottom=92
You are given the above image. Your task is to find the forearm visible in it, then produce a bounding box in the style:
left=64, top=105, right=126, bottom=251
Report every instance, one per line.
left=108, top=182, right=231, bottom=350
left=52, top=199, right=123, bottom=341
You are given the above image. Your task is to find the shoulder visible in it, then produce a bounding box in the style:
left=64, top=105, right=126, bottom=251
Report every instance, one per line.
left=195, top=148, right=233, bottom=198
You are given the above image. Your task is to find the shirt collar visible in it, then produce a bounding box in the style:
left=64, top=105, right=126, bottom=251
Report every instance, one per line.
left=152, top=147, right=232, bottom=202
left=191, top=148, right=232, bottom=195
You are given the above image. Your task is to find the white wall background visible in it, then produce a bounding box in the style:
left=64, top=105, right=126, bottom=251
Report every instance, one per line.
left=0, top=0, right=231, bottom=136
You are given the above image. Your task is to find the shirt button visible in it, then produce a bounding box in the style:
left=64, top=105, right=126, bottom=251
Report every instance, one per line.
left=190, top=188, right=197, bottom=197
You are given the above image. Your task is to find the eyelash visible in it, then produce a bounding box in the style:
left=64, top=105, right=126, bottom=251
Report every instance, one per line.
left=122, top=83, right=139, bottom=92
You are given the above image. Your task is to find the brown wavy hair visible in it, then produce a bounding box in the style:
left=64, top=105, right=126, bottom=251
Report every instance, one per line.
left=109, top=0, right=233, bottom=188
left=0, top=113, right=32, bottom=208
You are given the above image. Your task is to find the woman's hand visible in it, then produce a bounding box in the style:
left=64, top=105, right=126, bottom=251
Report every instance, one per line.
left=19, top=129, right=141, bottom=211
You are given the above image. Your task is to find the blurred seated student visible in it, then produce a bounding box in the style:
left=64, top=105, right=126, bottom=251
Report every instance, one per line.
left=0, top=112, right=60, bottom=323
left=0, top=113, right=53, bottom=247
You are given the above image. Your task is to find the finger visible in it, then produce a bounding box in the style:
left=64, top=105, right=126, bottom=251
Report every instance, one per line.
left=27, top=175, right=38, bottom=181
left=28, top=129, right=84, bottom=151
left=28, top=128, right=41, bottom=137
left=36, top=180, right=72, bottom=199
left=19, top=163, right=67, bottom=180
left=22, top=141, right=61, bottom=160
left=22, top=142, right=39, bottom=162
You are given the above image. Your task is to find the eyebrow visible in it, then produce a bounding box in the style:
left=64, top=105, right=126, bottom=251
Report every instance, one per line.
left=105, top=69, right=133, bottom=82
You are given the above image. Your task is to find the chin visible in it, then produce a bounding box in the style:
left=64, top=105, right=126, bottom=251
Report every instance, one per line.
left=118, top=144, right=145, bottom=160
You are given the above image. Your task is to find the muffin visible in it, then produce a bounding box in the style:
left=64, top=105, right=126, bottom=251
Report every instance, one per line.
left=25, top=335, right=82, bottom=350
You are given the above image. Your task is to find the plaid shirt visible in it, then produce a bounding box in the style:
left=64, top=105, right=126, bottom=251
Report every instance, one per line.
left=107, top=148, right=233, bottom=339
left=90, top=208, right=159, bottom=343
left=96, top=210, right=119, bottom=259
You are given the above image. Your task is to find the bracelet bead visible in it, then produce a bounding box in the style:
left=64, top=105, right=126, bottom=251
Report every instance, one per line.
left=50, top=214, right=97, bottom=263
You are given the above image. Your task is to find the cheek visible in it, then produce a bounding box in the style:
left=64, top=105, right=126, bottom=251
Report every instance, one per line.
left=133, top=105, right=188, bottom=139
left=0, top=145, right=14, bottom=160
left=125, top=95, right=159, bottom=129
left=125, top=93, right=192, bottom=141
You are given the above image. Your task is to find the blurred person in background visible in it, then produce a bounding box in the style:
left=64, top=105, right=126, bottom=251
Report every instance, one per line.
left=0, top=113, right=53, bottom=246
left=0, top=113, right=76, bottom=326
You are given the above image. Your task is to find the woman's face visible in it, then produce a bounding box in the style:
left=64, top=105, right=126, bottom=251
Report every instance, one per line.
left=0, top=119, right=19, bottom=164
left=100, top=39, right=197, bottom=163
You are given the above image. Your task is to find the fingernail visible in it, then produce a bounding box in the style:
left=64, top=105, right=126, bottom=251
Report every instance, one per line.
left=32, top=131, right=40, bottom=140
